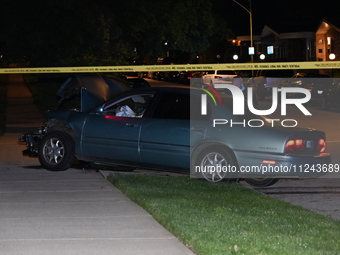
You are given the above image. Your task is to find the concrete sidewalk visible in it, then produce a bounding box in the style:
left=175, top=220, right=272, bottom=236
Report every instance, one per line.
left=0, top=75, right=195, bottom=255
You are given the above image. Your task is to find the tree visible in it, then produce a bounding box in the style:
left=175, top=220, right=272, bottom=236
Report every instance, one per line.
left=113, top=0, right=230, bottom=63
left=1, top=0, right=125, bottom=66
left=0, top=0, right=232, bottom=66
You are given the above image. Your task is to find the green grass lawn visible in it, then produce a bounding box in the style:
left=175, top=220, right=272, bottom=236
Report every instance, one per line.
left=108, top=173, right=339, bottom=255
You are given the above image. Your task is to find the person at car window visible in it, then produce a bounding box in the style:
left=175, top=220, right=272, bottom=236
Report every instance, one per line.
left=115, top=105, right=136, bottom=117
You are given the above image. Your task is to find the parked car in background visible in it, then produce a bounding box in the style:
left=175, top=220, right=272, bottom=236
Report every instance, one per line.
left=18, top=75, right=331, bottom=187
left=123, top=77, right=151, bottom=89
left=250, top=69, right=296, bottom=100
left=177, top=71, right=204, bottom=85
left=202, top=70, right=237, bottom=88
left=291, top=72, right=331, bottom=99
left=156, top=71, right=180, bottom=82
left=137, top=72, right=148, bottom=79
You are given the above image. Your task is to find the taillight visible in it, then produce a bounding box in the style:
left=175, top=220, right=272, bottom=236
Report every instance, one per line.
left=317, top=139, right=326, bottom=153
left=285, top=139, right=305, bottom=152
left=214, top=76, right=223, bottom=79
left=285, top=138, right=326, bottom=153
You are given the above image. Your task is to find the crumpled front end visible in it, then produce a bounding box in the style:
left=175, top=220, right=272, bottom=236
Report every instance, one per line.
left=57, top=74, right=131, bottom=112
left=18, top=126, right=47, bottom=157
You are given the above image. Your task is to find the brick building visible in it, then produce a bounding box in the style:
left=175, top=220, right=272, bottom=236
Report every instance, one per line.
left=235, top=19, right=340, bottom=62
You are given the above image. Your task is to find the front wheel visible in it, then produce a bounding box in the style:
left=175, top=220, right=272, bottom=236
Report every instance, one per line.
left=38, top=132, right=75, bottom=171
left=194, top=147, right=237, bottom=182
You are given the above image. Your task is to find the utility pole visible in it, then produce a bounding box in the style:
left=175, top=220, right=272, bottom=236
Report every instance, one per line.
left=232, top=0, right=254, bottom=71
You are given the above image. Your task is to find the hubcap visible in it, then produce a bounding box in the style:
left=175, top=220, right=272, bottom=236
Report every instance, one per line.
left=43, top=138, right=65, bottom=165
left=200, top=152, right=228, bottom=182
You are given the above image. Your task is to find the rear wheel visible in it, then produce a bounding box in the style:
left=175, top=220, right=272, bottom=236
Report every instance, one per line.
left=244, top=178, right=278, bottom=187
left=38, top=132, right=75, bottom=171
left=194, top=147, right=237, bottom=182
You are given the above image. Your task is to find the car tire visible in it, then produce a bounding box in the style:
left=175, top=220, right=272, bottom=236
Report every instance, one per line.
left=244, top=178, right=278, bottom=187
left=38, top=132, right=75, bottom=171
left=194, top=147, right=237, bottom=183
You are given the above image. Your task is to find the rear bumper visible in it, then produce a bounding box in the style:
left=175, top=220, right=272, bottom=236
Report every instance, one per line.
left=236, top=151, right=332, bottom=178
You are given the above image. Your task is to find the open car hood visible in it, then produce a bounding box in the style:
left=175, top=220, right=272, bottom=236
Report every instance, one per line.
left=57, top=74, right=131, bottom=112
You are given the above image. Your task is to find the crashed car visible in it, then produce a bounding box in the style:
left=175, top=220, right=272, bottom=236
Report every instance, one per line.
left=19, top=75, right=331, bottom=187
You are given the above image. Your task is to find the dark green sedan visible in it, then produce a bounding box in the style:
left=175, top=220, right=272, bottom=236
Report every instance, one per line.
left=19, top=75, right=331, bottom=187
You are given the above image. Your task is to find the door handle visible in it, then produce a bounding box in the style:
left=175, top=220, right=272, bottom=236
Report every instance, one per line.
left=191, top=127, right=204, bottom=132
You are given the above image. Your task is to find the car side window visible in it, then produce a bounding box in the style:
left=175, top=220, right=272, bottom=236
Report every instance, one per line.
left=103, top=94, right=154, bottom=118
left=152, top=93, right=190, bottom=120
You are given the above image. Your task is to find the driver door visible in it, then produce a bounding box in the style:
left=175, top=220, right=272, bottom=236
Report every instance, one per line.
left=81, top=93, right=154, bottom=162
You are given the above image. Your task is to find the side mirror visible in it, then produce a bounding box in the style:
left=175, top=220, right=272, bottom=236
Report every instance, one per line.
left=91, top=105, right=105, bottom=114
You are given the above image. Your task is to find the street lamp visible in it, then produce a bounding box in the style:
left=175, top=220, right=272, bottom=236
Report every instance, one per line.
left=329, top=53, right=336, bottom=77
left=232, top=0, right=253, bottom=64
left=164, top=41, right=169, bottom=57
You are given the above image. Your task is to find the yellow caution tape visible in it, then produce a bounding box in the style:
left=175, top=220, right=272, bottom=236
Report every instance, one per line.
left=1, top=61, right=340, bottom=74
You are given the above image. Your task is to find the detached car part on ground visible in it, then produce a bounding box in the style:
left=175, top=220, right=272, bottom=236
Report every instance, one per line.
left=19, top=75, right=331, bottom=187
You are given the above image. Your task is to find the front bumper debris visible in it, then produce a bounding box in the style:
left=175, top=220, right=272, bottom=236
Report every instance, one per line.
left=18, top=126, right=46, bottom=157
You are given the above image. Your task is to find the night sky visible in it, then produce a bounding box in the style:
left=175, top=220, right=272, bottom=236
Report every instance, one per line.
left=212, top=0, right=340, bottom=36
